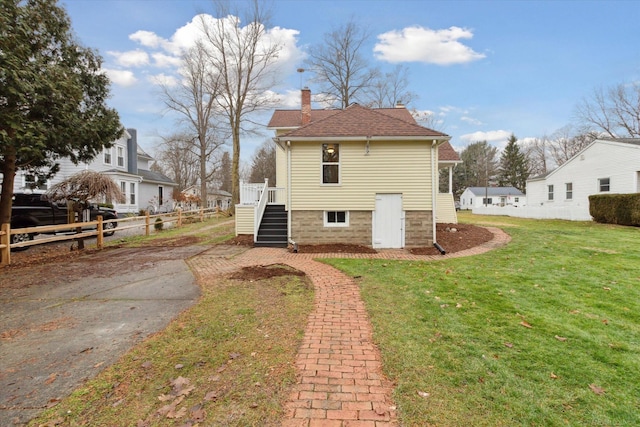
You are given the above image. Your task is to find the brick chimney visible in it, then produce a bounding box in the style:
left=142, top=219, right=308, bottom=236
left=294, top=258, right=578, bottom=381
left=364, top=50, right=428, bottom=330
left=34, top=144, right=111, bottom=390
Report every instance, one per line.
left=301, top=87, right=311, bottom=125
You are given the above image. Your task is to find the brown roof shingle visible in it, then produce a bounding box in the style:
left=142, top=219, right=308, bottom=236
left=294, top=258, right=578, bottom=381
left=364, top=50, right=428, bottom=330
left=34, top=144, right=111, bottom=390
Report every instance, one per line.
left=277, top=104, right=448, bottom=138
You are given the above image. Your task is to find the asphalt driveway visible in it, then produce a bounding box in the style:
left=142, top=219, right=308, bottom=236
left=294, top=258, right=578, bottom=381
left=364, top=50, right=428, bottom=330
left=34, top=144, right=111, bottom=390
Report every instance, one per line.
left=0, top=245, right=207, bottom=426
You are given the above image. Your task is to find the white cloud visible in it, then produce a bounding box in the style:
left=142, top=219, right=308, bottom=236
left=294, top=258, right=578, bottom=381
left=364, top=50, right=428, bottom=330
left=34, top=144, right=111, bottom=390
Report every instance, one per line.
left=129, top=30, right=164, bottom=49
left=460, top=130, right=511, bottom=144
left=461, top=116, right=483, bottom=126
left=148, top=73, right=179, bottom=87
left=103, top=68, right=137, bottom=87
left=108, top=49, right=149, bottom=67
left=374, top=26, right=486, bottom=65
left=152, top=52, right=182, bottom=68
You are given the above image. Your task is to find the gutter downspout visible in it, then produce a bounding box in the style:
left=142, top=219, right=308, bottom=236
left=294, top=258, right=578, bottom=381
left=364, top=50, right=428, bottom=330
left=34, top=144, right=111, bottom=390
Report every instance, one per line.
left=431, top=140, right=437, bottom=247
left=287, top=140, right=296, bottom=251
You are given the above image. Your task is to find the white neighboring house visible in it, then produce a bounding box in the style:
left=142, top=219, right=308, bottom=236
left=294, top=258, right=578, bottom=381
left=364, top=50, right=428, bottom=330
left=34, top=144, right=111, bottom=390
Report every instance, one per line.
left=11, top=128, right=177, bottom=215
left=181, top=185, right=232, bottom=211
left=460, top=186, right=526, bottom=210
left=524, top=138, right=640, bottom=220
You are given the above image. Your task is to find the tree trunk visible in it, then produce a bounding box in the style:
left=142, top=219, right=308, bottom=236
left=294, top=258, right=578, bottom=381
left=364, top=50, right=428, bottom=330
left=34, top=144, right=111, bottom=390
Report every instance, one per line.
left=0, top=148, right=17, bottom=264
left=231, top=125, right=240, bottom=214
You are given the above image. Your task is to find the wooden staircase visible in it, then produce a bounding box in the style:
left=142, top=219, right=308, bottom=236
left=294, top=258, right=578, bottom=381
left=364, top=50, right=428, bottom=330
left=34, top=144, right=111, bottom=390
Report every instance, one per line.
left=254, top=204, right=287, bottom=248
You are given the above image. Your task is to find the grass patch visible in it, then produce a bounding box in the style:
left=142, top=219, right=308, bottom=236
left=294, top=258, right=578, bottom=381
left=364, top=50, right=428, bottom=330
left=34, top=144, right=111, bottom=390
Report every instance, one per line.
left=325, top=215, right=640, bottom=426
left=30, top=266, right=313, bottom=426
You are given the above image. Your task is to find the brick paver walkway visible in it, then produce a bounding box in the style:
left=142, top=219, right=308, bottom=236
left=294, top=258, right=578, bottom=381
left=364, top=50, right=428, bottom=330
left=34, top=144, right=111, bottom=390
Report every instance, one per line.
left=189, top=227, right=510, bottom=426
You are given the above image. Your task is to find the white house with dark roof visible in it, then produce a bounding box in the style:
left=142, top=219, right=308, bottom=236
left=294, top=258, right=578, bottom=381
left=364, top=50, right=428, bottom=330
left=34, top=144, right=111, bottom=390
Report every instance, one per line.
left=235, top=88, right=461, bottom=249
left=11, top=128, right=177, bottom=215
left=460, top=186, right=526, bottom=210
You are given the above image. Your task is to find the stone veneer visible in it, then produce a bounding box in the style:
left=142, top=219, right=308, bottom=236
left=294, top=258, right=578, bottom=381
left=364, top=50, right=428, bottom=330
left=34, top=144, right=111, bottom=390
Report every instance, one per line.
left=291, top=210, right=434, bottom=247
left=404, top=210, right=433, bottom=247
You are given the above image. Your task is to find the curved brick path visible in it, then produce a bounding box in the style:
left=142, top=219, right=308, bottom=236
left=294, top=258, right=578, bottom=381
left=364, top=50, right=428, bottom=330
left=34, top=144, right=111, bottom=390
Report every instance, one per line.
left=188, top=227, right=510, bottom=426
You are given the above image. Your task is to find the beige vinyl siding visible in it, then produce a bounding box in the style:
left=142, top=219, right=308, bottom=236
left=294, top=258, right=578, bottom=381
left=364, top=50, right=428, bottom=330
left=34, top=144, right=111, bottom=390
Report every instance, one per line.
left=275, top=143, right=287, bottom=192
left=436, top=193, right=458, bottom=223
left=290, top=140, right=434, bottom=211
left=235, top=205, right=254, bottom=235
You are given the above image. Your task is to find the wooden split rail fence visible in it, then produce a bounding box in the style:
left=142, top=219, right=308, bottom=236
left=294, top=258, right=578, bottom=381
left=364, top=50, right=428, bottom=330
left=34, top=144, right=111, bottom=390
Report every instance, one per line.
left=0, top=207, right=229, bottom=267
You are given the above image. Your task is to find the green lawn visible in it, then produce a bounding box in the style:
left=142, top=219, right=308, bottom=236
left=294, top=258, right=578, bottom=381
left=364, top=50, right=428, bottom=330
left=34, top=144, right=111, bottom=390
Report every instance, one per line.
left=325, top=214, right=640, bottom=426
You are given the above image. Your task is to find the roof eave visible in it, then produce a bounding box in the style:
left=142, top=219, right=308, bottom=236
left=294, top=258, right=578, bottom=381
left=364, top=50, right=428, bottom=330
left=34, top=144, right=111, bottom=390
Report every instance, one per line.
left=282, top=135, right=450, bottom=143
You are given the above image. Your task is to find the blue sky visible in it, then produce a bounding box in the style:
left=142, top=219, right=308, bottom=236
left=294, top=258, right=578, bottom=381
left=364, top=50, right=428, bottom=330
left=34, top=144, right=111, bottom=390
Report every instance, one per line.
left=61, top=0, right=640, bottom=163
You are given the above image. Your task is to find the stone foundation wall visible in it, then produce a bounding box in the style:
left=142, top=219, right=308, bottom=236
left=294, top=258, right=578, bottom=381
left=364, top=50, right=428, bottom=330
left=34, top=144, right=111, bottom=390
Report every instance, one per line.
left=292, top=211, right=372, bottom=246
left=404, top=210, right=433, bottom=247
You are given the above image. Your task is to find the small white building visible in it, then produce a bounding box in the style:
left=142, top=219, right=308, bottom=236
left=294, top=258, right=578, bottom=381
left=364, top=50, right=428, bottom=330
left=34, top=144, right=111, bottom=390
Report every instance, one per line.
left=525, top=138, right=640, bottom=220
left=459, top=186, right=526, bottom=210
left=181, top=185, right=232, bottom=211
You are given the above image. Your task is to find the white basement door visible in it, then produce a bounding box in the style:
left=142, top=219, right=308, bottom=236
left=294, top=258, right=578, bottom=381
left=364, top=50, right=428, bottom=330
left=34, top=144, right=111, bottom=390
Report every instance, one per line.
left=373, top=193, right=404, bottom=249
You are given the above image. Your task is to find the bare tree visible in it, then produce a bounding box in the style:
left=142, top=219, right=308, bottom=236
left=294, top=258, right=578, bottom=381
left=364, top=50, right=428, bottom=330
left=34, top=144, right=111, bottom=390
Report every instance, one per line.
left=522, top=136, right=551, bottom=176
left=306, top=19, right=379, bottom=108
left=549, top=124, right=597, bottom=166
left=248, top=139, right=276, bottom=184
left=159, top=42, right=227, bottom=206
left=366, top=65, right=417, bottom=108
left=200, top=0, right=282, bottom=209
left=576, top=82, right=640, bottom=138
left=153, top=133, right=201, bottom=192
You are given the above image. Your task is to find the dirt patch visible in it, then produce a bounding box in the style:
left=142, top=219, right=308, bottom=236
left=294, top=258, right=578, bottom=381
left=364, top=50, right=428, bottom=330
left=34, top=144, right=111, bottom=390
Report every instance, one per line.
left=225, top=234, right=254, bottom=246
left=410, top=223, right=494, bottom=255
left=229, top=264, right=306, bottom=281
left=290, top=223, right=494, bottom=255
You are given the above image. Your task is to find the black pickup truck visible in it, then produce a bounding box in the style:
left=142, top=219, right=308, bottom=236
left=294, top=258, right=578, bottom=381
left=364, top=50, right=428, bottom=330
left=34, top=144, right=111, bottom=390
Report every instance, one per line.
left=10, top=192, right=118, bottom=248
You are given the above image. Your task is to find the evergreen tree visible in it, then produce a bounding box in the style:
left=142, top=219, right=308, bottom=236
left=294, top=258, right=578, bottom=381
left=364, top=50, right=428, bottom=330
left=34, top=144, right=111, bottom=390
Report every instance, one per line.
left=453, top=141, right=499, bottom=194
left=0, top=0, right=122, bottom=231
left=497, top=134, right=530, bottom=192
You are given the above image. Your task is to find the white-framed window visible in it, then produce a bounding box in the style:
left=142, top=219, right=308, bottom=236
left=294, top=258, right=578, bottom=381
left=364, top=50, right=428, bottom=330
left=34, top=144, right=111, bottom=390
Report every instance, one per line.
left=104, top=148, right=112, bottom=165
left=482, top=197, right=492, bottom=205
left=322, top=143, right=340, bottom=184
left=24, top=174, right=47, bottom=190
left=158, top=186, right=164, bottom=206
left=324, top=210, right=349, bottom=227
left=514, top=197, right=519, bottom=203
left=566, top=183, right=573, bottom=200
left=548, top=185, right=554, bottom=201
left=598, top=177, right=610, bottom=192
left=120, top=181, right=126, bottom=194
left=130, top=182, right=136, bottom=204
left=117, top=146, right=124, bottom=167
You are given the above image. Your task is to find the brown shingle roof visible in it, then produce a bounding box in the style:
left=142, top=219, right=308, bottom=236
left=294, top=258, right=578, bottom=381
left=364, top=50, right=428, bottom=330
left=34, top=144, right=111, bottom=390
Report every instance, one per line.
left=438, top=141, right=461, bottom=162
left=277, top=104, right=449, bottom=138
left=267, top=109, right=340, bottom=128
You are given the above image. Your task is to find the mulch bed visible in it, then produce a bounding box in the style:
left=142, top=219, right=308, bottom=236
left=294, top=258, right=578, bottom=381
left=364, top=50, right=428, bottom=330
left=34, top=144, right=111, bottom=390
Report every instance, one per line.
left=229, top=264, right=306, bottom=281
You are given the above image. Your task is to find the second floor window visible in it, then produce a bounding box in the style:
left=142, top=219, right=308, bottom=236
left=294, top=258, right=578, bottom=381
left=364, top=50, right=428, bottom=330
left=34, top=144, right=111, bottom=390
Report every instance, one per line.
left=322, top=143, right=340, bottom=184
left=548, top=185, right=554, bottom=201
left=104, top=148, right=112, bottom=165
left=566, top=183, right=573, bottom=200
left=117, top=146, right=124, bottom=167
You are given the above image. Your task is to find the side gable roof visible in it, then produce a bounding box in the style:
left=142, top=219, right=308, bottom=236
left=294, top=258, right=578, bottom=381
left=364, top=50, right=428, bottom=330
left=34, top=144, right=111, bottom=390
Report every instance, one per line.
left=273, top=104, right=449, bottom=139
left=526, top=137, right=640, bottom=183
left=465, top=186, right=525, bottom=197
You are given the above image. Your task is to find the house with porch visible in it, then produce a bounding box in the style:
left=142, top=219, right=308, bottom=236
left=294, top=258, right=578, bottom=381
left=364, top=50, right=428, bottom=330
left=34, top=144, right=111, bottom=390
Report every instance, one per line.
left=235, top=88, right=459, bottom=249
left=10, top=128, right=177, bottom=215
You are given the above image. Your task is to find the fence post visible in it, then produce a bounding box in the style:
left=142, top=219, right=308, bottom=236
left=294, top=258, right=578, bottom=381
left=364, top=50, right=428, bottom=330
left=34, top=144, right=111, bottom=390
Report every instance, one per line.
left=0, top=223, right=10, bottom=267
left=96, top=216, right=104, bottom=249
left=178, top=209, right=182, bottom=227
left=200, top=207, right=204, bottom=222
left=145, top=211, right=150, bottom=236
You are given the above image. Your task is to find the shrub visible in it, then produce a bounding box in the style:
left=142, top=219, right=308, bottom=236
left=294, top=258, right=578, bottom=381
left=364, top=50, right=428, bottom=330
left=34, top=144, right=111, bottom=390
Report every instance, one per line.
left=589, top=193, right=640, bottom=225
left=154, top=217, right=164, bottom=231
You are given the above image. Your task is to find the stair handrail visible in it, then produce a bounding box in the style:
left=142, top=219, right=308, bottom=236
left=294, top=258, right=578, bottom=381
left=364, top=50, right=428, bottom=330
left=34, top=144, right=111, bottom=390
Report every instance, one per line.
left=254, top=178, right=269, bottom=242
